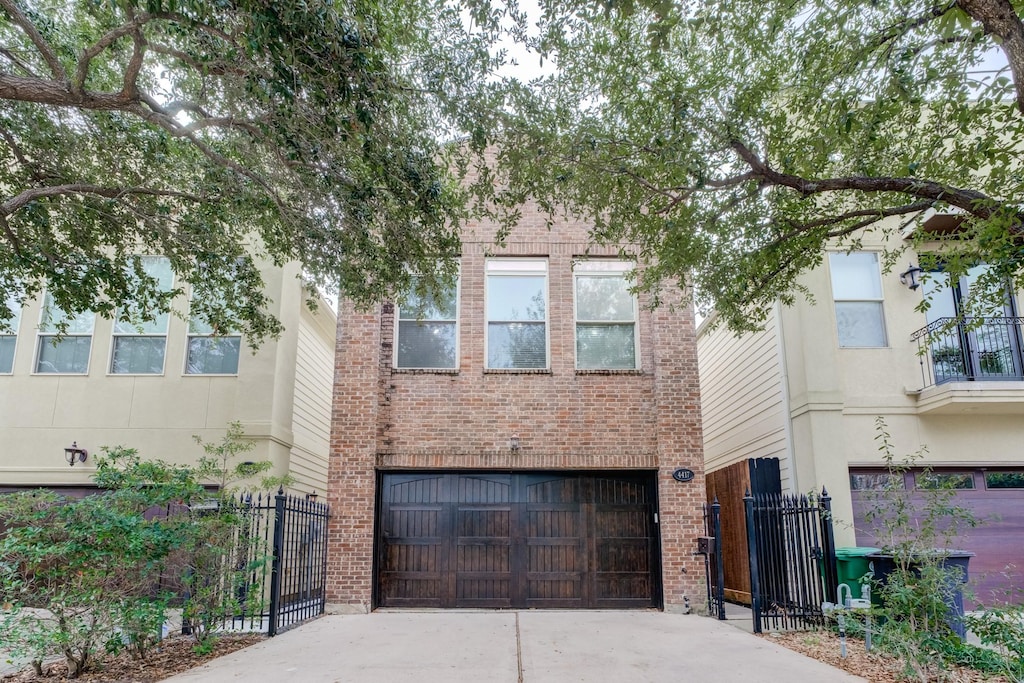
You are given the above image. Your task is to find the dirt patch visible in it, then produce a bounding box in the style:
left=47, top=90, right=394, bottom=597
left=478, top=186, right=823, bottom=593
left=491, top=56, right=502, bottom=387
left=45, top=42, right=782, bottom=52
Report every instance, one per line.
left=1, top=633, right=264, bottom=682
left=763, top=630, right=1010, bottom=683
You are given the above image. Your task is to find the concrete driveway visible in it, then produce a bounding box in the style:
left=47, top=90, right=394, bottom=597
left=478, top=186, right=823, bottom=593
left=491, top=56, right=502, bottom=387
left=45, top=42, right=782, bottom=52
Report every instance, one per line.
left=163, top=611, right=865, bottom=683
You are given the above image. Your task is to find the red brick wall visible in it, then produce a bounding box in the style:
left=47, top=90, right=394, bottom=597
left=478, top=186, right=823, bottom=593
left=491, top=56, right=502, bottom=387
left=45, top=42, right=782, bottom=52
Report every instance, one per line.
left=326, top=205, right=706, bottom=612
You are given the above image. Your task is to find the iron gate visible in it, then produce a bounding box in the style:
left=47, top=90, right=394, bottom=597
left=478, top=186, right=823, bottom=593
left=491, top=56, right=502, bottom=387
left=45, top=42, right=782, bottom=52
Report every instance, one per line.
left=700, top=498, right=726, bottom=619
left=745, top=487, right=837, bottom=633
left=231, top=489, right=330, bottom=636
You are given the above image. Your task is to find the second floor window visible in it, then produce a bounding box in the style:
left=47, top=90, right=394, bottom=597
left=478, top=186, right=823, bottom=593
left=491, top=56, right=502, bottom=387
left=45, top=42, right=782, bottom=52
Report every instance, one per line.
left=111, top=256, right=173, bottom=374
left=1, top=291, right=21, bottom=374
left=36, top=293, right=95, bottom=374
left=186, top=301, right=241, bottom=375
left=829, top=252, right=887, bottom=348
left=486, top=259, right=548, bottom=369
left=395, top=274, right=459, bottom=369
left=574, top=260, right=638, bottom=369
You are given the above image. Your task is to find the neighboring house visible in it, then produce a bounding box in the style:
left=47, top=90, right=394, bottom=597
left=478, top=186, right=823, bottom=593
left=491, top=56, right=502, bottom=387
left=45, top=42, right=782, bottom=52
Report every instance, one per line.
left=697, top=216, right=1024, bottom=606
left=325, top=203, right=706, bottom=613
left=0, top=257, right=336, bottom=498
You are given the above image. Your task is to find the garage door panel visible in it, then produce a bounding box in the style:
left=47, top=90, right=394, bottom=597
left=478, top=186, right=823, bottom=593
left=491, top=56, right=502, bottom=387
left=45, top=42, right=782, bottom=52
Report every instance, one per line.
left=378, top=471, right=659, bottom=609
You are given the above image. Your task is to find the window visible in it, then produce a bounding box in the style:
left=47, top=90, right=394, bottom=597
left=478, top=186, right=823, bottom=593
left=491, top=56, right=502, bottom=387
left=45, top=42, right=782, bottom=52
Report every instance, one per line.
left=1, top=291, right=21, bottom=374
left=574, top=260, right=638, bottom=369
left=395, top=273, right=459, bottom=369
left=185, top=300, right=241, bottom=375
left=35, top=293, right=95, bottom=374
left=485, top=259, right=548, bottom=369
left=916, top=471, right=975, bottom=490
left=850, top=471, right=904, bottom=491
left=985, top=470, right=1024, bottom=489
left=111, top=256, right=173, bottom=374
left=829, top=252, right=887, bottom=347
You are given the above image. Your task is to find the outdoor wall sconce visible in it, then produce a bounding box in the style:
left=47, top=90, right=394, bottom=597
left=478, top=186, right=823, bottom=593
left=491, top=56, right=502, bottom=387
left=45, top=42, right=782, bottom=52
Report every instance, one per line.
left=64, top=441, right=88, bottom=466
left=899, top=263, right=924, bottom=291
left=305, top=491, right=319, bottom=502
left=509, top=435, right=521, bottom=452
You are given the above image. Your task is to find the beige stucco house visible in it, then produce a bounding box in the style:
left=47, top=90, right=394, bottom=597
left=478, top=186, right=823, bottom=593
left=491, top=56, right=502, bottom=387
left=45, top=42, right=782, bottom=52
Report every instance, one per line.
left=697, top=216, right=1024, bottom=605
left=0, top=257, right=335, bottom=497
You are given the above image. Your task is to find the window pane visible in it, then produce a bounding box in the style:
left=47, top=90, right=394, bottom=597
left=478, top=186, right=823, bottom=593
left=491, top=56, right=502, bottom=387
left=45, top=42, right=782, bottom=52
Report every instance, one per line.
left=36, top=336, right=91, bottom=373
left=985, top=471, right=1024, bottom=489
left=917, top=471, right=975, bottom=490
left=40, top=293, right=94, bottom=334
left=186, top=337, right=240, bottom=374
left=830, top=252, right=882, bottom=299
left=487, top=322, right=546, bottom=368
left=3, top=291, right=21, bottom=333
left=577, top=276, right=633, bottom=321
left=399, top=277, right=457, bottom=321
left=397, top=321, right=456, bottom=368
left=850, top=472, right=903, bottom=491
left=111, top=337, right=167, bottom=374
left=835, top=302, right=886, bottom=347
left=0, top=336, right=15, bottom=373
left=486, top=276, right=546, bottom=321
left=577, top=324, right=636, bottom=369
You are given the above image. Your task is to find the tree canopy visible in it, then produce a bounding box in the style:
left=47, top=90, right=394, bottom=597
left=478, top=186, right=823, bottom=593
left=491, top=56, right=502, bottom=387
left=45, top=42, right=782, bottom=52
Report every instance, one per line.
left=462, top=0, right=1024, bottom=330
left=0, top=0, right=500, bottom=341
left=4, top=0, right=1024, bottom=338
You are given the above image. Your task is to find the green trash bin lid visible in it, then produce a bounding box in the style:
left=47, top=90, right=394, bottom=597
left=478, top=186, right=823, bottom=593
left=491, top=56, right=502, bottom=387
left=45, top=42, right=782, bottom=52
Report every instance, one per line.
left=835, top=546, right=881, bottom=558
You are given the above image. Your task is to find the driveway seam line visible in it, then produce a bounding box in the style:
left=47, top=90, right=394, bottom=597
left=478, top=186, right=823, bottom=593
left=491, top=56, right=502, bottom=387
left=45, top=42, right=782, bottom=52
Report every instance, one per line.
left=516, top=611, right=524, bottom=683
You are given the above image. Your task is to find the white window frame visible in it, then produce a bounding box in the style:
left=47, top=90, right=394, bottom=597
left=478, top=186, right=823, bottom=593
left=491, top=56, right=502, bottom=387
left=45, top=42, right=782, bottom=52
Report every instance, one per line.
left=393, top=269, right=461, bottom=370
left=184, top=295, right=242, bottom=376
left=109, top=256, right=174, bottom=376
left=573, top=259, right=640, bottom=370
left=34, top=291, right=95, bottom=375
left=484, top=258, right=550, bottom=370
left=828, top=251, right=888, bottom=348
left=0, top=291, right=22, bottom=374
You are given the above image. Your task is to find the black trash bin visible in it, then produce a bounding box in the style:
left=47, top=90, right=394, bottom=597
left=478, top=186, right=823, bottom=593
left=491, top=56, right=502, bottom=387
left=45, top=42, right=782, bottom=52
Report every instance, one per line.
left=867, top=550, right=974, bottom=639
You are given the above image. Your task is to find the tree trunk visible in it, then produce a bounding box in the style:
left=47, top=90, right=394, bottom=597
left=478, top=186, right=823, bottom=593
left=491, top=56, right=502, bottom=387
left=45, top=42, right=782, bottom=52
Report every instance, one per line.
left=958, top=0, right=1024, bottom=113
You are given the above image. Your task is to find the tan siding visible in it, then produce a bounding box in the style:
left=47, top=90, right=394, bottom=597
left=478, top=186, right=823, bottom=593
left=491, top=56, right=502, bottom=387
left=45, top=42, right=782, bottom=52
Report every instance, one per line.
left=697, top=313, right=791, bottom=489
left=289, top=318, right=333, bottom=492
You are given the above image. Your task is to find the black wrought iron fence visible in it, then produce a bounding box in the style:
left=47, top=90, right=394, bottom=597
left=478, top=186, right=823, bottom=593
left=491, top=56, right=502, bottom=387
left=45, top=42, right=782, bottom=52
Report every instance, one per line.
left=228, top=489, right=330, bottom=636
left=700, top=498, right=725, bottom=620
left=745, top=488, right=837, bottom=633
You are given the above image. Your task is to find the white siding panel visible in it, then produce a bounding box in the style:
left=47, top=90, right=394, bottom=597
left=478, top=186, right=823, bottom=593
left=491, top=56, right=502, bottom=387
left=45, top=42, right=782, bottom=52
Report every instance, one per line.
left=288, top=321, right=333, bottom=492
left=697, top=313, right=790, bottom=486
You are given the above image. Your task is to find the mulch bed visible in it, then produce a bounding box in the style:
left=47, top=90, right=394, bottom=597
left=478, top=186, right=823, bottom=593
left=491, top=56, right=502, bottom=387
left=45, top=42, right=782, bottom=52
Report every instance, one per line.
left=1, top=634, right=265, bottom=682
left=763, top=630, right=1010, bottom=683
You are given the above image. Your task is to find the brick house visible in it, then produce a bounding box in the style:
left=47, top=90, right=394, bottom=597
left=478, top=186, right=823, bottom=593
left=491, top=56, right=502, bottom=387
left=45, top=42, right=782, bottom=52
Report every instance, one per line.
left=325, top=201, right=707, bottom=612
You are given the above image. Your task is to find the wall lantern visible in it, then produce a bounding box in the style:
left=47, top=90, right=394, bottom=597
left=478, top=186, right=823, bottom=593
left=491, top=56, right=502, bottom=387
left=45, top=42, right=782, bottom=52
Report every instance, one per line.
left=899, top=264, right=924, bottom=291
left=509, top=435, right=521, bottom=452
left=305, top=491, right=319, bottom=503
left=64, top=441, right=88, bottom=467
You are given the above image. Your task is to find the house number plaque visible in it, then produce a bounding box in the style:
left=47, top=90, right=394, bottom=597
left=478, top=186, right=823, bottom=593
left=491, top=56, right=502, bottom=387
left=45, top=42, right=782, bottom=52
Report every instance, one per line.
left=672, top=468, right=695, bottom=483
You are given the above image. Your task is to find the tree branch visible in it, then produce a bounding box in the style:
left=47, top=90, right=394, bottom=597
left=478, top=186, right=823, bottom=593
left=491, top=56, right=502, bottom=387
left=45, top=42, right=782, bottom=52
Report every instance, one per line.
left=0, top=0, right=67, bottom=82
left=958, top=0, right=1024, bottom=113
left=766, top=201, right=936, bottom=250
left=73, top=18, right=145, bottom=93
left=1, top=184, right=205, bottom=217
left=0, top=47, right=38, bottom=77
left=730, top=140, right=1017, bottom=226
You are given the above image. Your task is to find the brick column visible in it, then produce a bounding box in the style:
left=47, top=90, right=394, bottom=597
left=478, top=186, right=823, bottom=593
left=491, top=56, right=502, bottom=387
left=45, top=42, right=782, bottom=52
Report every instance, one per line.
left=325, top=300, right=382, bottom=612
left=651, top=291, right=707, bottom=612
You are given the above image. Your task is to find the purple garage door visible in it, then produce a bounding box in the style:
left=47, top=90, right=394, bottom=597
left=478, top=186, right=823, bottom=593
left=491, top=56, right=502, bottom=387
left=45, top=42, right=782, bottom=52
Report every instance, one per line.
left=850, top=468, right=1024, bottom=609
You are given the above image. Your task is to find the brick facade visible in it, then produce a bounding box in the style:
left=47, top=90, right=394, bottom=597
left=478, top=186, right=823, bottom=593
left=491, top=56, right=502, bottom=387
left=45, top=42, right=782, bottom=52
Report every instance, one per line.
left=326, top=203, right=706, bottom=612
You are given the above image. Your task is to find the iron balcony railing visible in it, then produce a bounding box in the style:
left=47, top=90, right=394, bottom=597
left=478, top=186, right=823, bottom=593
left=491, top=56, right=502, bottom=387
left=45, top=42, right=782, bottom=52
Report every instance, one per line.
left=911, top=316, right=1024, bottom=389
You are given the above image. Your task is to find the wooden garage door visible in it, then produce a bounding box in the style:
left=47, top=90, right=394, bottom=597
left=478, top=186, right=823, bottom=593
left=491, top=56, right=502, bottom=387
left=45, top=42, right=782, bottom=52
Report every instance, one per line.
left=376, top=472, right=660, bottom=609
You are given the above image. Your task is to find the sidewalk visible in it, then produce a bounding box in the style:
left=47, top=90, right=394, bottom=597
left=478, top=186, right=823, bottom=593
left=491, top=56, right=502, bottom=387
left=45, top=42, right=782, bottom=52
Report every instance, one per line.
left=162, top=611, right=866, bottom=683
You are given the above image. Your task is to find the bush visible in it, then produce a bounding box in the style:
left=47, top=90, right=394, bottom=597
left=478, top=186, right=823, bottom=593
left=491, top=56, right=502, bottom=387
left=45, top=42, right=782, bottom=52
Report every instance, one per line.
left=0, top=423, right=282, bottom=676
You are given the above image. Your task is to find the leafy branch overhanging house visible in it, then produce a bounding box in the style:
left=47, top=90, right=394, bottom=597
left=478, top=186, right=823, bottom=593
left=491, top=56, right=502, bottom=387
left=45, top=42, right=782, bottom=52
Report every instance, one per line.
left=697, top=214, right=1024, bottom=608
